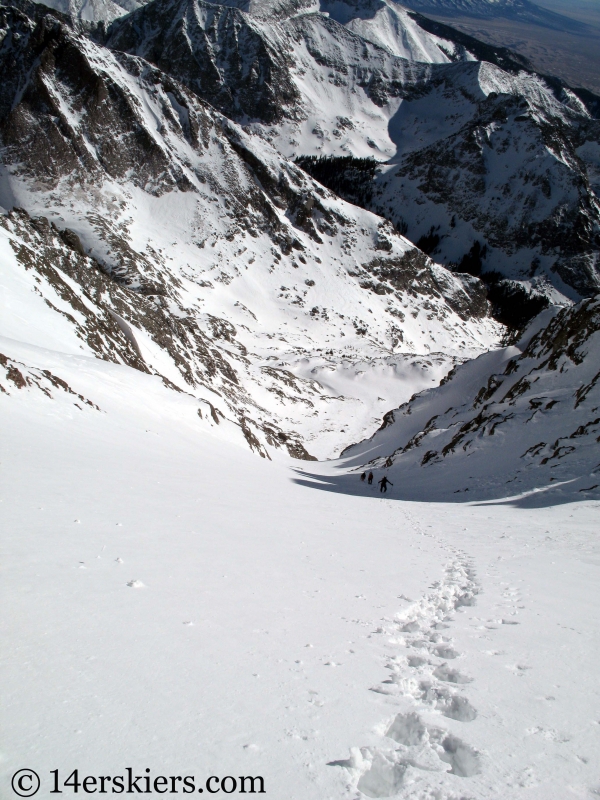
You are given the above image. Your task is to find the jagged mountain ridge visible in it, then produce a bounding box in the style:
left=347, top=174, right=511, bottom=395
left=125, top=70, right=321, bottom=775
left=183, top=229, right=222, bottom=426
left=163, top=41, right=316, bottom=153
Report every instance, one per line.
left=100, top=0, right=600, bottom=299
left=369, top=59, right=600, bottom=298
left=103, top=0, right=476, bottom=133
left=0, top=0, right=499, bottom=459
left=337, top=295, right=600, bottom=502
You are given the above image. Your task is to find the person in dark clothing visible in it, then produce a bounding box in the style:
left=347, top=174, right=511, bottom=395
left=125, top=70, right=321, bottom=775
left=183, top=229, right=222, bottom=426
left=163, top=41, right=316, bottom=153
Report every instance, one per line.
left=367, top=472, right=374, bottom=485
left=378, top=476, right=393, bottom=493
left=360, top=472, right=366, bottom=482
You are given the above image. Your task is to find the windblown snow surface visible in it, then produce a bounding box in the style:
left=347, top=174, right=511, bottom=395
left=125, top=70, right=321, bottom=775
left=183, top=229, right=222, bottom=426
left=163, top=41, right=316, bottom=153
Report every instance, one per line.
left=1, top=300, right=600, bottom=799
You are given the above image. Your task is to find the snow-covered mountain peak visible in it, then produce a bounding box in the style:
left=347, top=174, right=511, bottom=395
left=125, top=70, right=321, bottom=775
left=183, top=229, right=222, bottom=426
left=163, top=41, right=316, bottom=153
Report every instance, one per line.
left=99, top=0, right=600, bottom=300
left=319, top=0, right=473, bottom=61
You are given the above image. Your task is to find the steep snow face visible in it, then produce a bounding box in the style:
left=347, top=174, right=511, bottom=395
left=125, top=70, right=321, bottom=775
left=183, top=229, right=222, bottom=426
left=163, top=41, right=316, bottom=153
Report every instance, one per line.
left=105, top=0, right=465, bottom=156
left=104, top=0, right=491, bottom=159
left=293, top=55, right=600, bottom=298
left=32, top=0, right=148, bottom=22
left=319, top=0, right=474, bottom=61
left=106, top=0, right=303, bottom=125
left=260, top=13, right=433, bottom=158
left=338, top=295, right=600, bottom=503
left=0, top=1, right=499, bottom=459
left=3, top=329, right=600, bottom=800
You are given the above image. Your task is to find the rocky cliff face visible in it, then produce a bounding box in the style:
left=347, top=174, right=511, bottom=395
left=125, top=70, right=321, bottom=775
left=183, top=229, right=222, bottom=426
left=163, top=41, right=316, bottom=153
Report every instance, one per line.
left=369, top=60, right=600, bottom=299
left=105, top=0, right=301, bottom=124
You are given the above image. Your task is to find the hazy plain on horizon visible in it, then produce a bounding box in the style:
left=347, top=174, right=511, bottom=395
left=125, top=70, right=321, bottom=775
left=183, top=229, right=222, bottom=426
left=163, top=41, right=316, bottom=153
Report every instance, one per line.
left=415, top=0, right=600, bottom=94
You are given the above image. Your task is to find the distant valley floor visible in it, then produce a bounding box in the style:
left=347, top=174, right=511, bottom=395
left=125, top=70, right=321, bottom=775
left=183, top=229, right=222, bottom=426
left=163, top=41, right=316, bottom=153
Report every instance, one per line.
left=422, top=11, right=600, bottom=94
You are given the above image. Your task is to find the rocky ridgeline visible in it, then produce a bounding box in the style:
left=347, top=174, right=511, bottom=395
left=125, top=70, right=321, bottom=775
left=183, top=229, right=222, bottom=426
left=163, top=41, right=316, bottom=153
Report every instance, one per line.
left=0, top=207, right=317, bottom=458
left=14, top=0, right=599, bottom=305
left=343, top=296, right=600, bottom=501
left=14, top=0, right=598, bottom=302
left=104, top=0, right=302, bottom=124
left=369, top=61, right=600, bottom=299
left=289, top=44, right=600, bottom=299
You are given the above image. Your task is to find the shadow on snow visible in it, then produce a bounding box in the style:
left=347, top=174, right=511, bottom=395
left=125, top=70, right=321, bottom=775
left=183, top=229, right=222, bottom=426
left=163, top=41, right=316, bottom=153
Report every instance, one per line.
left=291, top=467, right=600, bottom=509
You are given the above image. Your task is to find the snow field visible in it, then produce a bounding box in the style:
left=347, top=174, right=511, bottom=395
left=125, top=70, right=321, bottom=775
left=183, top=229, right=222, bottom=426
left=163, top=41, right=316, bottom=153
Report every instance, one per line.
left=1, top=346, right=599, bottom=799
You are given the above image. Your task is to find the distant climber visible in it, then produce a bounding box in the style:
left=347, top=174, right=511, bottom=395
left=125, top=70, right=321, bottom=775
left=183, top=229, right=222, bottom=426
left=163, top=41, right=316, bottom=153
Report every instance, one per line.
left=378, top=476, right=393, bottom=493
left=360, top=472, right=366, bottom=482
left=367, top=472, right=373, bottom=485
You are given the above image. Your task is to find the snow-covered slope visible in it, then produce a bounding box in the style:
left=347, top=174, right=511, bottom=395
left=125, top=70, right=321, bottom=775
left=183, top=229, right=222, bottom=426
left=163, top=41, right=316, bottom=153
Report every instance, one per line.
left=103, top=0, right=600, bottom=298
left=104, top=0, right=480, bottom=155
left=0, top=0, right=499, bottom=459
left=338, top=295, right=600, bottom=503
left=104, top=0, right=468, bottom=158
left=2, top=320, right=600, bottom=800
left=368, top=59, right=600, bottom=298
left=319, top=0, right=476, bottom=61
left=2, top=2, right=599, bottom=794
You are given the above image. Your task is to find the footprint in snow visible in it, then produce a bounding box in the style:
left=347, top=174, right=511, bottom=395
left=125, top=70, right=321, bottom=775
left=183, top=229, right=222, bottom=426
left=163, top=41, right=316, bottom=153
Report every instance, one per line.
left=433, top=664, right=473, bottom=684
left=386, top=713, right=481, bottom=776
left=330, top=714, right=482, bottom=797
left=332, top=554, right=482, bottom=793
left=434, top=644, right=460, bottom=659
